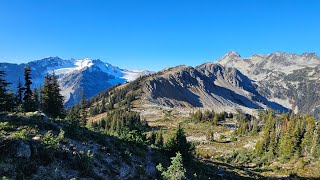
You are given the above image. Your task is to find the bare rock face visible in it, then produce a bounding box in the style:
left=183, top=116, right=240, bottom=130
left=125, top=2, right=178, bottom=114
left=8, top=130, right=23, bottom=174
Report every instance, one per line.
left=218, top=51, right=320, bottom=119
left=143, top=63, right=288, bottom=114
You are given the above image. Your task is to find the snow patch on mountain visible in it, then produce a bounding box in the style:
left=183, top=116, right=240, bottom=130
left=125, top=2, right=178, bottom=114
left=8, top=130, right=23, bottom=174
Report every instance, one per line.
left=0, top=57, right=151, bottom=106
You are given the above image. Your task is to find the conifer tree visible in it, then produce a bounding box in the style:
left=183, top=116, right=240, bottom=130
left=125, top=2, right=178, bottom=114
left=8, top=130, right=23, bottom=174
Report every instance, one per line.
left=80, top=89, right=87, bottom=127
left=6, top=88, right=16, bottom=112
left=166, top=124, right=192, bottom=158
left=51, top=72, right=65, bottom=118
left=311, top=125, right=320, bottom=157
left=100, top=97, right=106, bottom=113
left=16, top=78, right=24, bottom=105
left=301, top=116, right=316, bottom=156
left=206, top=127, right=215, bottom=142
left=23, top=66, right=34, bottom=112
left=155, top=128, right=164, bottom=148
left=157, top=152, right=186, bottom=180
left=149, top=131, right=157, bottom=145
left=40, top=73, right=65, bottom=118
left=32, top=88, right=40, bottom=111
left=212, top=115, right=218, bottom=126
left=0, top=69, right=12, bottom=112
left=278, top=117, right=295, bottom=161
left=39, top=85, right=43, bottom=109
left=41, top=73, right=52, bottom=115
left=67, top=106, right=81, bottom=122
left=250, top=120, right=258, bottom=136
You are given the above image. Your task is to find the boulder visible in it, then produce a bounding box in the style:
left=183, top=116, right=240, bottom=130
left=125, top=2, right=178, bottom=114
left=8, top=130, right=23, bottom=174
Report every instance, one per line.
left=16, top=141, right=31, bottom=159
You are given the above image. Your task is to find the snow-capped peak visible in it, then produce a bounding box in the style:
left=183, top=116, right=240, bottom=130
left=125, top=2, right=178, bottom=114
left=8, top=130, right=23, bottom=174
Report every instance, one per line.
left=74, top=58, right=95, bottom=70
left=0, top=57, right=152, bottom=106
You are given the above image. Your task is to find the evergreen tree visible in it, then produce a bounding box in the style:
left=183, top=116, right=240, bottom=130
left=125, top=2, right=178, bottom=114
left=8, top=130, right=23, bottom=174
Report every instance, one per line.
left=250, top=120, right=258, bottom=136
left=40, top=73, right=65, bottom=118
left=67, top=106, right=81, bottom=122
left=6, top=88, right=16, bottom=112
left=51, top=72, right=65, bottom=118
left=16, top=78, right=24, bottom=105
left=301, top=116, right=316, bottom=156
left=278, top=117, right=295, bottom=161
left=39, top=85, right=43, bottom=109
left=149, top=131, right=157, bottom=145
left=166, top=124, right=192, bottom=158
left=32, top=88, right=40, bottom=111
left=206, top=127, right=215, bottom=142
left=100, top=97, right=106, bottom=113
left=80, top=89, right=87, bottom=127
left=0, top=69, right=12, bottom=112
left=156, top=152, right=186, bottom=180
left=311, top=125, right=320, bottom=157
left=41, top=73, right=52, bottom=115
left=212, top=115, right=218, bottom=126
left=23, top=66, right=35, bottom=112
left=155, top=128, right=164, bottom=148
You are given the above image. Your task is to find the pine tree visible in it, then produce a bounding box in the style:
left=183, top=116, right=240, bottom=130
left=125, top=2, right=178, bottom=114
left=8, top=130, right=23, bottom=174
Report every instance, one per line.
left=40, top=73, right=65, bottom=118
left=206, top=127, right=215, bottom=142
left=80, top=89, right=87, bottom=127
left=100, top=97, right=106, bottom=113
left=301, top=116, right=316, bottom=156
left=39, top=85, right=43, bottom=109
left=16, top=78, right=24, bottom=105
left=156, top=152, right=186, bottom=180
left=278, top=117, right=295, bottom=161
left=51, top=72, right=65, bottom=118
left=32, top=88, right=40, bottom=111
left=266, top=127, right=276, bottom=161
left=311, top=124, right=320, bottom=157
left=41, top=73, right=52, bottom=115
left=23, top=66, right=34, bottom=112
left=212, top=115, right=218, bottom=126
left=250, top=120, right=258, bottom=136
left=155, top=128, right=164, bottom=148
left=166, top=124, right=192, bottom=158
left=0, top=69, right=12, bottom=112
left=149, top=131, right=157, bottom=145
left=6, top=88, right=16, bottom=112
left=67, top=106, right=81, bottom=122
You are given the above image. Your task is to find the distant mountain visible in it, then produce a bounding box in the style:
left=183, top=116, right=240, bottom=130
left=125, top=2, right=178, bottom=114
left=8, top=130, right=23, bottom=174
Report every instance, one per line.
left=107, top=51, right=320, bottom=118
left=142, top=63, right=288, bottom=114
left=0, top=57, right=152, bottom=106
left=218, top=51, right=320, bottom=118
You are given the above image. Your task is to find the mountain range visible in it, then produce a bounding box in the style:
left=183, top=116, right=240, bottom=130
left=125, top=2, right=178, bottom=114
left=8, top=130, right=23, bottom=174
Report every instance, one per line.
left=1, top=51, right=320, bottom=118
left=0, top=57, right=151, bottom=106
left=128, top=51, right=320, bottom=119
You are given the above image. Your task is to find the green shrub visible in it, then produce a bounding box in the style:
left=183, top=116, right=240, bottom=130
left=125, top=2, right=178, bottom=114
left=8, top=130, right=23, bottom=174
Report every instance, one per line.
left=42, top=129, right=65, bottom=149
left=77, top=150, right=94, bottom=176
left=11, top=129, right=29, bottom=140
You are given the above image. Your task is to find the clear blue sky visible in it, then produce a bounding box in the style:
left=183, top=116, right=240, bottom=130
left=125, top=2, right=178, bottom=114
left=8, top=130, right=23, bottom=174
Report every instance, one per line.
left=0, top=0, right=319, bottom=71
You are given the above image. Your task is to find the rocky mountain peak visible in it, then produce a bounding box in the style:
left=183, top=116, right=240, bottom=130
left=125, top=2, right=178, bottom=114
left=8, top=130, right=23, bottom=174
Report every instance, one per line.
left=226, top=50, right=241, bottom=58
left=301, top=52, right=318, bottom=59
left=218, top=51, right=242, bottom=65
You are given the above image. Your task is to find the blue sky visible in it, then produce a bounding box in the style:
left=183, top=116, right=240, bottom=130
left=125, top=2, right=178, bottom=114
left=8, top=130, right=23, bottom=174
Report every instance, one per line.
left=0, top=0, right=319, bottom=71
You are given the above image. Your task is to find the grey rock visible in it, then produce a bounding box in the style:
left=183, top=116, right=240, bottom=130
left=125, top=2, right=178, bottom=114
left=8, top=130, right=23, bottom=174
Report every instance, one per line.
left=16, top=141, right=31, bottom=159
